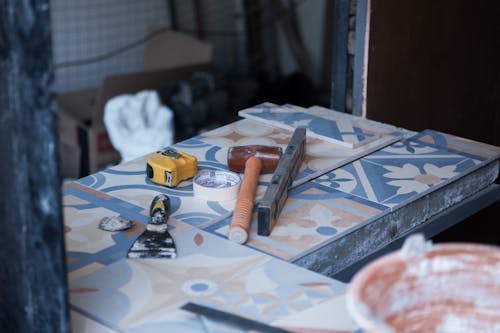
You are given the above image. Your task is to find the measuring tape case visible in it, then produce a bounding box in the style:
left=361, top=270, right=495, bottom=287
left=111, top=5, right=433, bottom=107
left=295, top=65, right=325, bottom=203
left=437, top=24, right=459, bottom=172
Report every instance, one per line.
left=147, top=149, right=197, bottom=187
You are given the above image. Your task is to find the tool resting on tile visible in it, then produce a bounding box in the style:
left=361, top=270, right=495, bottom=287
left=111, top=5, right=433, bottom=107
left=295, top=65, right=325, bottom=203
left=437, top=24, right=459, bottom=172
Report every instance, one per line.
left=258, top=128, right=306, bottom=236
left=127, top=194, right=177, bottom=259
left=227, top=145, right=282, bottom=243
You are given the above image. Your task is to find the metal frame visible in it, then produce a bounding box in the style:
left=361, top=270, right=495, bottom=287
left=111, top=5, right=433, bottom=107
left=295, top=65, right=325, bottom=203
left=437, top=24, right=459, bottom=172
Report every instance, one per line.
left=333, top=183, right=500, bottom=282
left=352, top=0, right=369, bottom=116
left=330, top=0, right=369, bottom=115
left=292, top=160, right=500, bottom=281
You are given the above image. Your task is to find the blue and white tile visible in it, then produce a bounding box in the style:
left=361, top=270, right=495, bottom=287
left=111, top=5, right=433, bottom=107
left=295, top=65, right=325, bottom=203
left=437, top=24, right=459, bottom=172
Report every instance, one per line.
left=194, top=116, right=402, bottom=189
left=239, top=103, right=378, bottom=148
left=69, top=229, right=272, bottom=330
left=195, top=257, right=347, bottom=324
left=312, top=138, right=477, bottom=208
left=204, top=182, right=389, bottom=261
left=63, top=182, right=193, bottom=281
left=74, top=140, right=242, bottom=227
left=239, top=103, right=401, bottom=149
left=411, top=129, right=500, bottom=161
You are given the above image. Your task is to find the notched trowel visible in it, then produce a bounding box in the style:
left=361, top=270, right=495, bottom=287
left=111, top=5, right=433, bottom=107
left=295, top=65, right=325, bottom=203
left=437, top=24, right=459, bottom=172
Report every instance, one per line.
left=127, top=194, right=177, bottom=259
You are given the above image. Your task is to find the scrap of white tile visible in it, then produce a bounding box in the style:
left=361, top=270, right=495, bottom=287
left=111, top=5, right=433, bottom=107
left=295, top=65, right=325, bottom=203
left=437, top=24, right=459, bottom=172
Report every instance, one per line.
left=291, top=131, right=402, bottom=189
left=239, top=104, right=380, bottom=149
left=307, top=105, right=415, bottom=137
left=352, top=160, right=378, bottom=202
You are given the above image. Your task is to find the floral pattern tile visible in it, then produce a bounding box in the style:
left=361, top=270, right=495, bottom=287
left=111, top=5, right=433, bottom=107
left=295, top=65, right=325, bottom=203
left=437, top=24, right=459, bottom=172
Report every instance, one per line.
left=312, top=138, right=477, bottom=207
left=69, top=229, right=272, bottom=330
left=203, top=182, right=389, bottom=260
left=194, top=257, right=347, bottom=324
left=239, top=103, right=377, bottom=148
left=191, top=117, right=402, bottom=188
left=63, top=182, right=193, bottom=280
left=72, top=116, right=399, bottom=231
left=411, top=129, right=500, bottom=161
left=239, top=103, right=402, bottom=149
left=65, top=105, right=500, bottom=332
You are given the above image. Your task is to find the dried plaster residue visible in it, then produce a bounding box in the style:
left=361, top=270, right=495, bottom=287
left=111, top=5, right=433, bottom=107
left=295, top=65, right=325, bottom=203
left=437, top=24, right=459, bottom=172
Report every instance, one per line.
left=360, top=244, right=500, bottom=333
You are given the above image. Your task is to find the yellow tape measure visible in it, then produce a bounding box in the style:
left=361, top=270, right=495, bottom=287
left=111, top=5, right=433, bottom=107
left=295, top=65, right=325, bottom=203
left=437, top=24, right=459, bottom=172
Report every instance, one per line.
left=146, top=148, right=197, bottom=187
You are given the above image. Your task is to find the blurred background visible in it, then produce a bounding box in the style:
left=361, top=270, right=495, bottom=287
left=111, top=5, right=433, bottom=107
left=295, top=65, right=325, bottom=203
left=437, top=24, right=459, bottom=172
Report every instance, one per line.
left=50, top=0, right=499, bottom=244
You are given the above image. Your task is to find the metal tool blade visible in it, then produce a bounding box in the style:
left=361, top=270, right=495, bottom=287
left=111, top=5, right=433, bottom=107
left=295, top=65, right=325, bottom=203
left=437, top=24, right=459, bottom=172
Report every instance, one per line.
left=127, top=229, right=177, bottom=259
left=181, top=302, right=293, bottom=333
left=127, top=194, right=177, bottom=259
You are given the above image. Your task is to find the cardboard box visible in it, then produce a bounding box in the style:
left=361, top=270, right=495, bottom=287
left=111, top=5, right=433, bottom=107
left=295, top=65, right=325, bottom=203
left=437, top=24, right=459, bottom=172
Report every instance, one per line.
left=57, top=30, right=213, bottom=176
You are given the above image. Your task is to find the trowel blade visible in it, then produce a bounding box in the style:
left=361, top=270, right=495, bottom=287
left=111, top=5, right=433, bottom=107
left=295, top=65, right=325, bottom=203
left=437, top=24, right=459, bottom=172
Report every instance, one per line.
left=127, top=229, right=177, bottom=259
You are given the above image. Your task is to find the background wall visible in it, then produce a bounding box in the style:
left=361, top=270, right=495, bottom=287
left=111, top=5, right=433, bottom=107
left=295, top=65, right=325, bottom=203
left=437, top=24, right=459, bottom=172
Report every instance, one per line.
left=50, top=0, right=330, bottom=97
left=365, top=0, right=500, bottom=147
left=51, top=0, right=170, bottom=92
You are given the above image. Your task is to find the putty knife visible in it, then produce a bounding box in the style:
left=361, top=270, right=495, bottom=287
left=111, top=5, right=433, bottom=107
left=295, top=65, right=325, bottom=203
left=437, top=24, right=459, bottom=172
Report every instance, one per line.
left=127, top=194, right=177, bottom=259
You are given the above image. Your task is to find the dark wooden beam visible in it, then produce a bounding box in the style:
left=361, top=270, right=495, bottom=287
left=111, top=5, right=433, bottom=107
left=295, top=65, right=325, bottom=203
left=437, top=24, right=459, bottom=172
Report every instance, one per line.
left=193, top=0, right=206, bottom=40
left=352, top=0, right=369, bottom=116
left=167, top=0, right=178, bottom=30
left=321, top=0, right=335, bottom=93
left=0, top=1, right=69, bottom=332
left=244, top=0, right=264, bottom=73
left=330, top=0, right=350, bottom=112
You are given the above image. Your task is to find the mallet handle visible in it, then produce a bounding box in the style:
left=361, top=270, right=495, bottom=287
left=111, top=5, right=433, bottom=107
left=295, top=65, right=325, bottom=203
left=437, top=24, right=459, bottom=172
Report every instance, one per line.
left=228, top=156, right=262, bottom=244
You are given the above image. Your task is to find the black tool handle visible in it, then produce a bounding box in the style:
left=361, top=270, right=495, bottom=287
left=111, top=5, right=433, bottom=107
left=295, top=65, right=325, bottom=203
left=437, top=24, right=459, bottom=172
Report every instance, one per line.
left=149, top=194, right=171, bottom=227
left=258, top=128, right=306, bottom=235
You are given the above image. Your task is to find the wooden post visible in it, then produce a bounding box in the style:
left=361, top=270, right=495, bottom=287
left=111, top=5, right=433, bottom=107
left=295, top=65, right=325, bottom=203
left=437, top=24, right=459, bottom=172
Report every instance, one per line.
left=167, top=0, right=179, bottom=30
left=321, top=0, right=335, bottom=94
left=0, top=1, right=70, bottom=332
left=330, top=0, right=350, bottom=112
left=194, top=0, right=206, bottom=40
left=352, top=0, right=369, bottom=117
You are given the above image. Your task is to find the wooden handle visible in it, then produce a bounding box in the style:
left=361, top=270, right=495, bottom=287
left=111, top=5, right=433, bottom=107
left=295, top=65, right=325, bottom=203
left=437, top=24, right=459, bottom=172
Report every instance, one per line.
left=228, top=156, right=262, bottom=244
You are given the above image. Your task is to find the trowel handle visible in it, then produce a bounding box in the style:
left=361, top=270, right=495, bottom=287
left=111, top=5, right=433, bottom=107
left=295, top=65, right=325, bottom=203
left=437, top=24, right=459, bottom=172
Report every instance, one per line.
left=228, top=156, right=262, bottom=244
left=149, top=194, right=171, bottom=225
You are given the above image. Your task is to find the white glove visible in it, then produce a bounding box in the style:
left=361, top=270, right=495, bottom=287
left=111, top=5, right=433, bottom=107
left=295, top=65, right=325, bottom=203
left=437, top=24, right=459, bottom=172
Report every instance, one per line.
left=104, top=90, right=174, bottom=162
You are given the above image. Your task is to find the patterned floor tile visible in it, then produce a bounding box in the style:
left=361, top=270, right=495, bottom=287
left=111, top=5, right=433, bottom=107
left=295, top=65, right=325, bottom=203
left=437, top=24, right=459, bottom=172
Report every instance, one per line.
left=203, top=182, right=389, bottom=260
left=271, top=294, right=359, bottom=332
left=312, top=138, right=477, bottom=207
left=63, top=183, right=193, bottom=280
left=69, top=229, right=272, bottom=330
left=74, top=136, right=273, bottom=228
left=239, top=103, right=380, bottom=148
left=195, top=117, right=402, bottom=190
left=411, top=129, right=500, bottom=161
left=195, top=257, right=347, bottom=324
left=72, top=114, right=401, bottom=233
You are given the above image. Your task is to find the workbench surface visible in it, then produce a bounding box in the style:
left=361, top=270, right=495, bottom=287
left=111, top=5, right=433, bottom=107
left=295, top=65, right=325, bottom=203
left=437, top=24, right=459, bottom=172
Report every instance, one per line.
left=65, top=103, right=500, bottom=332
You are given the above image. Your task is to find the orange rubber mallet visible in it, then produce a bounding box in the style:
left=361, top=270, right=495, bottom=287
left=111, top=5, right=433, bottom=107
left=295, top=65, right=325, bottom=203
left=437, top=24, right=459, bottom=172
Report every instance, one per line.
left=227, top=145, right=282, bottom=244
